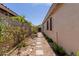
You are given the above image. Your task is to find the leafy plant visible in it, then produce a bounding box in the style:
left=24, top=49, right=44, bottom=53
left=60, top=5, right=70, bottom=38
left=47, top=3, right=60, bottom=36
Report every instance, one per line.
left=76, top=50, right=79, bottom=56
left=0, top=22, right=6, bottom=42
left=31, top=26, right=38, bottom=34
left=52, top=42, right=67, bottom=55
left=0, top=15, right=32, bottom=55
left=11, top=16, right=26, bottom=23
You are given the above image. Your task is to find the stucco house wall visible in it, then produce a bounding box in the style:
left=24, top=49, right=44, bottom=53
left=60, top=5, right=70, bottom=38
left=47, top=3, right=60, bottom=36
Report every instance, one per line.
left=42, top=3, right=79, bottom=54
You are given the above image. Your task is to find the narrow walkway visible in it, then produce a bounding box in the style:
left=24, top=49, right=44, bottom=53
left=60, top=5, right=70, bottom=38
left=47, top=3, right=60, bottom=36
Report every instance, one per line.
left=32, top=32, right=55, bottom=56
left=35, top=33, right=44, bottom=56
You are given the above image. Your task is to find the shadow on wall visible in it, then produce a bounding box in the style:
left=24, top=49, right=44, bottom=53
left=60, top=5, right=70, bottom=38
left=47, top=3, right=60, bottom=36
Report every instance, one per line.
left=42, top=32, right=69, bottom=56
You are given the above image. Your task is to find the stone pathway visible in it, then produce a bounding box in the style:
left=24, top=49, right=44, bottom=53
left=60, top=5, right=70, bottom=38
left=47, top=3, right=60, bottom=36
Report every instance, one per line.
left=33, top=32, right=55, bottom=56
left=35, top=38, right=44, bottom=56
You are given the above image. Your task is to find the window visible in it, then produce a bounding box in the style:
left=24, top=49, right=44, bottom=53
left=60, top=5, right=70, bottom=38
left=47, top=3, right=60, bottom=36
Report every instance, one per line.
left=50, top=17, right=52, bottom=30
left=47, top=20, right=49, bottom=30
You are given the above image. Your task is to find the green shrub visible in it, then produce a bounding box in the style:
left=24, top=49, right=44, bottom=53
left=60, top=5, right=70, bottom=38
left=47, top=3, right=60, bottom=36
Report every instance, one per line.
left=76, top=50, right=79, bottom=56
left=11, top=16, right=26, bottom=23
left=47, top=38, right=53, bottom=43
left=0, top=16, right=31, bottom=55
left=52, top=42, right=66, bottom=55
left=0, top=22, right=6, bottom=43
left=43, top=33, right=53, bottom=43
left=31, top=26, right=38, bottom=34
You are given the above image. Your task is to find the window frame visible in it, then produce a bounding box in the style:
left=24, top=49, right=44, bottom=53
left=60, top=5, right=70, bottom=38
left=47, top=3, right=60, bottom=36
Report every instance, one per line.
left=47, top=20, right=49, bottom=30
left=50, top=17, right=52, bottom=31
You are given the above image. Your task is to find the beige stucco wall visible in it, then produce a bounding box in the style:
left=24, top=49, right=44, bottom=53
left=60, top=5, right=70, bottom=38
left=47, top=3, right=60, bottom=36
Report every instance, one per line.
left=43, top=3, right=79, bottom=54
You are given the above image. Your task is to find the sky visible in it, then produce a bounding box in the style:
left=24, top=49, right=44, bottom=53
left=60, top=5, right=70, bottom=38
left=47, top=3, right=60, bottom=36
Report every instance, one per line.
left=4, top=3, right=52, bottom=25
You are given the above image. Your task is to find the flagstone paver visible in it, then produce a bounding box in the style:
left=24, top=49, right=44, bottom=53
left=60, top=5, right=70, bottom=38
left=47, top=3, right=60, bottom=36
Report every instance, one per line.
left=34, top=32, right=55, bottom=56
left=36, top=42, right=42, bottom=44
left=36, top=50, right=44, bottom=56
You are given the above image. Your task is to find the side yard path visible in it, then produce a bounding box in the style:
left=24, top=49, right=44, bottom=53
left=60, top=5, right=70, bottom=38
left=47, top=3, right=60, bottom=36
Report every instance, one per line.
left=31, top=32, right=55, bottom=56
left=6, top=32, right=55, bottom=56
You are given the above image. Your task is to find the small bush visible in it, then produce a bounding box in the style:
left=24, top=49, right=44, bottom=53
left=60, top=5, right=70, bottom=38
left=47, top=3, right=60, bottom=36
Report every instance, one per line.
left=43, top=33, right=53, bottom=43
left=76, top=50, right=79, bottom=56
left=52, top=42, right=67, bottom=56
left=47, top=38, right=53, bottom=43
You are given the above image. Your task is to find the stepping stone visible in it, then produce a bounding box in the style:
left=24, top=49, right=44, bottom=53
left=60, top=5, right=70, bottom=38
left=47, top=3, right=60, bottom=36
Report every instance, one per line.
left=36, top=42, right=41, bottom=45
left=36, top=40, right=41, bottom=42
left=36, top=45, right=42, bottom=48
left=38, top=34, right=41, bottom=37
left=36, top=50, right=44, bottom=56
left=37, top=38, right=41, bottom=40
left=32, top=43, right=35, bottom=46
left=29, top=48, right=32, bottom=52
left=37, top=38, right=40, bottom=39
left=36, top=47, right=43, bottom=50
left=37, top=38, right=43, bottom=40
